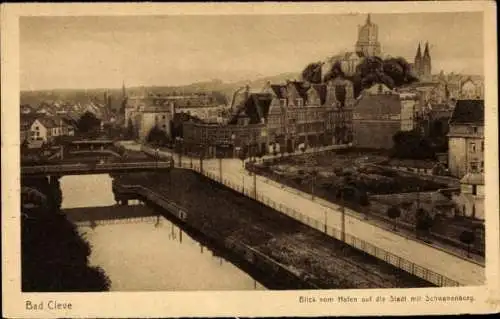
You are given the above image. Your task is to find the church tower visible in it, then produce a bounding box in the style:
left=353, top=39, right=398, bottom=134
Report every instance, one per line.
left=422, top=42, right=432, bottom=80
left=414, top=43, right=422, bottom=78
left=355, top=14, right=382, bottom=57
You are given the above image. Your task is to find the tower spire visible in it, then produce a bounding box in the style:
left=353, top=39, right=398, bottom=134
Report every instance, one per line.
left=416, top=43, right=422, bottom=59
left=366, top=13, right=371, bottom=24
left=424, top=42, right=430, bottom=57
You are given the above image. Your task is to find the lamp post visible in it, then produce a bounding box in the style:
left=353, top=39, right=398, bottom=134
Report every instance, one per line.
left=218, top=149, right=223, bottom=182
left=311, top=169, right=317, bottom=200
left=231, top=133, right=236, bottom=158
left=324, top=210, right=328, bottom=233
left=252, top=143, right=258, bottom=199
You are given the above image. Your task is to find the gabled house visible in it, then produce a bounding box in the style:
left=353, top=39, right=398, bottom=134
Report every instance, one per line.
left=452, top=172, right=484, bottom=220
left=29, top=116, right=75, bottom=143
left=352, top=91, right=402, bottom=149
left=447, top=100, right=484, bottom=178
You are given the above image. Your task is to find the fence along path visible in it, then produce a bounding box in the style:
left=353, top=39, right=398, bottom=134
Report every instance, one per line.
left=178, top=161, right=462, bottom=287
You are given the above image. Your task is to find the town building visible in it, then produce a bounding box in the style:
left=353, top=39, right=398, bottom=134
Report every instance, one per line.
left=401, top=80, right=446, bottom=105
left=182, top=79, right=355, bottom=158
left=125, top=91, right=225, bottom=141
left=352, top=91, right=402, bottom=149
left=452, top=172, right=484, bottom=220
left=28, top=116, right=75, bottom=143
left=433, top=71, right=484, bottom=100
left=261, top=79, right=353, bottom=150
left=125, top=95, right=174, bottom=142
left=174, top=104, right=229, bottom=124
left=183, top=97, right=268, bottom=159
left=399, top=92, right=421, bottom=131
left=363, top=83, right=394, bottom=96
left=418, top=102, right=454, bottom=137
left=447, top=99, right=484, bottom=178
left=355, top=14, right=382, bottom=57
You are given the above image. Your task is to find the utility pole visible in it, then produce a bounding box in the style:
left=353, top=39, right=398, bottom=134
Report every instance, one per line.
left=253, top=171, right=257, bottom=199
left=311, top=170, right=316, bottom=200
left=341, top=190, right=346, bottom=242
left=416, top=186, right=420, bottom=238
left=324, top=210, right=327, bottom=233
left=219, top=154, right=223, bottom=182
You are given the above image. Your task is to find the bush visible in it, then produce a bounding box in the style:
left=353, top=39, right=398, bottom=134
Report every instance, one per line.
left=459, top=230, right=475, bottom=258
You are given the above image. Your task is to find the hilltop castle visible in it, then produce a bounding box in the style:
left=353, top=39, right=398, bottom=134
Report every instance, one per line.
left=355, top=14, right=382, bottom=57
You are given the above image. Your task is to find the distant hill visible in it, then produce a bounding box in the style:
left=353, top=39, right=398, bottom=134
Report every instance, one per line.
left=20, top=72, right=300, bottom=108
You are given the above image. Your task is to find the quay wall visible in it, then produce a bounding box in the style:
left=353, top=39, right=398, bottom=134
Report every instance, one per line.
left=113, top=182, right=319, bottom=289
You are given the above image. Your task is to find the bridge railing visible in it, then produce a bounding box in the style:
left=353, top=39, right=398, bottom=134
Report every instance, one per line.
left=115, top=184, right=188, bottom=221
left=21, top=161, right=174, bottom=175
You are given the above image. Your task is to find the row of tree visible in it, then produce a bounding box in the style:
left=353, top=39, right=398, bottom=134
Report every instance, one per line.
left=302, top=56, right=419, bottom=98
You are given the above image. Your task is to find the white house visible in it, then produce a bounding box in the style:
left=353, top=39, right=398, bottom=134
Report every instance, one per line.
left=29, top=116, right=75, bottom=143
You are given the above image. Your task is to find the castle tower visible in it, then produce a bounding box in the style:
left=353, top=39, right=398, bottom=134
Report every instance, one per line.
left=355, top=14, right=382, bottom=57
left=422, top=42, right=432, bottom=80
left=414, top=43, right=422, bottom=78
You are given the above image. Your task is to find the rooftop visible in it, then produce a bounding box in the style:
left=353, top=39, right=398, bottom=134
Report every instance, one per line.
left=460, top=172, right=484, bottom=185
left=449, top=100, right=484, bottom=125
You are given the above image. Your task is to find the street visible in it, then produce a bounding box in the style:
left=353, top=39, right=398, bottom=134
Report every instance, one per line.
left=141, top=145, right=485, bottom=286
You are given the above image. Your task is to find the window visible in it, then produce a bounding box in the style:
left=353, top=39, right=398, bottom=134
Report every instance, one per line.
left=472, top=126, right=478, bottom=134
left=481, top=161, right=484, bottom=171
left=280, top=99, right=287, bottom=107
left=470, top=142, right=476, bottom=152
left=297, top=98, right=304, bottom=107
left=472, top=185, right=477, bottom=195
left=481, top=141, right=484, bottom=152
left=470, top=162, right=478, bottom=172
left=162, top=115, right=166, bottom=119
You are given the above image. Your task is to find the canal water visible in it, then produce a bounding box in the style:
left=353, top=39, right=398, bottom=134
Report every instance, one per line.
left=60, top=174, right=266, bottom=291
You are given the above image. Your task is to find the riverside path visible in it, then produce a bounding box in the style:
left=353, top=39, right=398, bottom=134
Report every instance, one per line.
left=136, top=144, right=484, bottom=287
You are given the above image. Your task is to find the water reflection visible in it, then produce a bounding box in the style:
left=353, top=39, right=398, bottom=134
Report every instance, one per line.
left=62, top=174, right=266, bottom=291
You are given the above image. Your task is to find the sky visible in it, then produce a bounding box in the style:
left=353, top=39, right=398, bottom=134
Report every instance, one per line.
left=20, top=12, right=484, bottom=91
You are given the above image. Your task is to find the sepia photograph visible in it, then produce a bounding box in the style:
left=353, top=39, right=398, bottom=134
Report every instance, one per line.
left=2, top=2, right=499, bottom=318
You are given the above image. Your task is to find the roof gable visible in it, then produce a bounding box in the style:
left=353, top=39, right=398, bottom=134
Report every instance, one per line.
left=449, top=100, right=484, bottom=125
left=270, top=85, right=287, bottom=99
left=355, top=94, right=402, bottom=116
left=229, top=93, right=272, bottom=124
left=310, top=84, right=327, bottom=104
